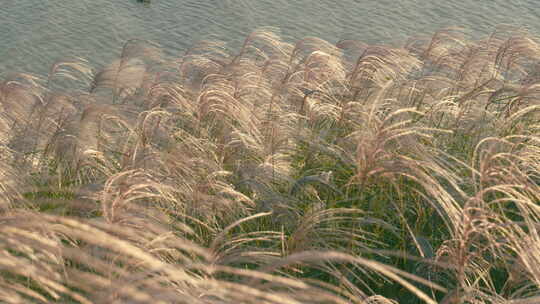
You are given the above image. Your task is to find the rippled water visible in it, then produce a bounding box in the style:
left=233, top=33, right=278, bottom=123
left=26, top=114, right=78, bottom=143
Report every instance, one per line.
left=1, top=0, right=539, bottom=75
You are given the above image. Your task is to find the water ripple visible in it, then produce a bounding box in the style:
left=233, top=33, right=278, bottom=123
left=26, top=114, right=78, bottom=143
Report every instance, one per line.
left=1, top=0, right=539, bottom=75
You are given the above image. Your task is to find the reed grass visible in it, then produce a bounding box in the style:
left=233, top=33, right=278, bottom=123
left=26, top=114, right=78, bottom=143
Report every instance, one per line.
left=1, top=25, right=540, bottom=303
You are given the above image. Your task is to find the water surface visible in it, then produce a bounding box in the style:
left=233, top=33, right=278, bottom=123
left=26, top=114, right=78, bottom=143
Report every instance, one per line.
left=1, top=0, right=539, bottom=75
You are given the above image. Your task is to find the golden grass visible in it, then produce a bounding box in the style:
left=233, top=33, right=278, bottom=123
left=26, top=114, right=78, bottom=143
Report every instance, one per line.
left=0, top=25, right=540, bottom=303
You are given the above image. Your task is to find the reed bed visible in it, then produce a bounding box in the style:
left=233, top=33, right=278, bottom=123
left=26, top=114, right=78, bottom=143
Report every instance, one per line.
left=1, top=25, right=540, bottom=303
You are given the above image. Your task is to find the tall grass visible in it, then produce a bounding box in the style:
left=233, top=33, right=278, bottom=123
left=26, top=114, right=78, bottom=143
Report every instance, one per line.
left=1, top=25, right=540, bottom=303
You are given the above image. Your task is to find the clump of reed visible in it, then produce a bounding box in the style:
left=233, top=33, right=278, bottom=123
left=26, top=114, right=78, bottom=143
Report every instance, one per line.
left=0, top=25, right=540, bottom=303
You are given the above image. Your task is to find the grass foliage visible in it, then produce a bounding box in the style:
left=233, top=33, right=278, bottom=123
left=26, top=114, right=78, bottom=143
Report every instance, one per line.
left=1, top=25, right=540, bottom=303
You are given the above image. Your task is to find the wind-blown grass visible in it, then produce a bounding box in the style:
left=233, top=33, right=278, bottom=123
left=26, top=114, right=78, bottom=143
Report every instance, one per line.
left=1, top=25, right=540, bottom=303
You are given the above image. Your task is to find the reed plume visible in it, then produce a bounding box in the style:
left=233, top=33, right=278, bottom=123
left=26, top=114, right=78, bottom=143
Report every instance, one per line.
left=1, top=26, right=540, bottom=304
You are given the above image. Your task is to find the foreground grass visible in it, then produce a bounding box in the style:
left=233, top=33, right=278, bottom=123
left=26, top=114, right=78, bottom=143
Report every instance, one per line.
left=1, top=25, right=540, bottom=303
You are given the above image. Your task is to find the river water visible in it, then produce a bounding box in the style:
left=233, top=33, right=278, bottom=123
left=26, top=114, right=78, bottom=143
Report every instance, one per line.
left=1, top=0, right=539, bottom=75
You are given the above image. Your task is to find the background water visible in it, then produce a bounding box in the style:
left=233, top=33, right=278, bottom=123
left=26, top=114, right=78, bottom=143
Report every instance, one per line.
left=1, top=0, right=539, bottom=75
